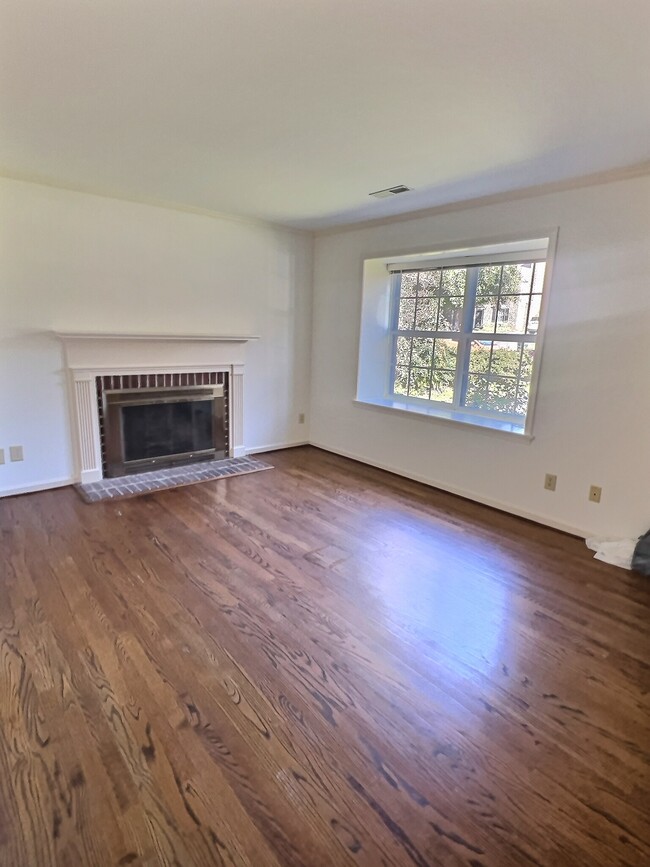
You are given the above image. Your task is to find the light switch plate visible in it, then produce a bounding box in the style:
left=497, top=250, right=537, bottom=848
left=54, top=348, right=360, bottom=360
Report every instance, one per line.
left=0, top=448, right=4, bottom=465
left=9, top=445, right=24, bottom=462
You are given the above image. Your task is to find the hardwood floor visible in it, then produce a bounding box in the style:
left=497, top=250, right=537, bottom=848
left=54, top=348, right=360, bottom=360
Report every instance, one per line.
left=0, top=446, right=648, bottom=866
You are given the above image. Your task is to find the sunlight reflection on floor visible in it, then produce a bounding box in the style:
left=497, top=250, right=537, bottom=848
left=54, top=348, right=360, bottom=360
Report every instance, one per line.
left=356, top=515, right=512, bottom=678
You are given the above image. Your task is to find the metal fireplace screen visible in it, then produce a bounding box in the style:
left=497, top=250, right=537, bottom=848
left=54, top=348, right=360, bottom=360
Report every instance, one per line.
left=103, top=386, right=226, bottom=477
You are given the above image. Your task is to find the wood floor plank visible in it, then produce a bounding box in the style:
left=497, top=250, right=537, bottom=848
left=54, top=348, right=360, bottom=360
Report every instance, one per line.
left=0, top=445, right=648, bottom=866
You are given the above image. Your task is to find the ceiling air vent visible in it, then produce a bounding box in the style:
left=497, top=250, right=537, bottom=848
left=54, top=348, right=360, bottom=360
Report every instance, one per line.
left=369, top=185, right=412, bottom=199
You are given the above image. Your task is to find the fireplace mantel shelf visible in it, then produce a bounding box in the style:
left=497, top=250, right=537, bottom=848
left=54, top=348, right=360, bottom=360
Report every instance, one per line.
left=55, top=332, right=259, bottom=343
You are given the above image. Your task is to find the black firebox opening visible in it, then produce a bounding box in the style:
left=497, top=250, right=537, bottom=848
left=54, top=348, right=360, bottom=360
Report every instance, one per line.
left=103, top=384, right=227, bottom=477
left=122, top=399, right=214, bottom=462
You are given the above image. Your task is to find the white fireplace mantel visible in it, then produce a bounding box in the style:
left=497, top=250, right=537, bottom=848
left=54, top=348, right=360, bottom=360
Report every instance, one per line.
left=56, top=330, right=258, bottom=342
left=56, top=332, right=258, bottom=483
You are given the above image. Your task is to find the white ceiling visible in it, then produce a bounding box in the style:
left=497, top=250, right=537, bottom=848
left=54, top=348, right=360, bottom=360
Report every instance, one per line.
left=1, top=0, right=649, bottom=230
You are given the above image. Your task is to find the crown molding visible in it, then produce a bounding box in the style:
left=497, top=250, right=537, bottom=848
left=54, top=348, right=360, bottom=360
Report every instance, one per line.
left=3, top=160, right=648, bottom=238
left=313, top=160, right=650, bottom=236
left=0, top=169, right=309, bottom=235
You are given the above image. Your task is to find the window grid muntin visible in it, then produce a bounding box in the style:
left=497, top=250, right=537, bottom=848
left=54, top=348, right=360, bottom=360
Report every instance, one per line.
left=391, top=261, right=541, bottom=420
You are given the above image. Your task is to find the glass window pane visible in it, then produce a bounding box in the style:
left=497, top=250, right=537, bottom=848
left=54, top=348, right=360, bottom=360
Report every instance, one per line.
left=485, top=377, right=517, bottom=414
left=411, top=338, right=433, bottom=367
left=497, top=302, right=511, bottom=325
left=473, top=297, right=498, bottom=333
left=469, top=340, right=491, bottom=373
left=437, top=299, right=463, bottom=331
left=400, top=272, right=418, bottom=295
left=417, top=270, right=441, bottom=295
left=414, top=296, right=438, bottom=330
left=430, top=371, right=455, bottom=404
left=408, top=368, right=430, bottom=399
left=515, top=380, right=531, bottom=416
left=466, top=340, right=536, bottom=416
left=495, top=294, right=528, bottom=333
left=520, top=342, right=535, bottom=379
left=441, top=268, right=466, bottom=296
left=433, top=338, right=458, bottom=371
left=395, top=336, right=412, bottom=366
left=465, top=374, right=489, bottom=409
left=398, top=297, right=416, bottom=330
left=488, top=341, right=523, bottom=377
left=502, top=263, right=532, bottom=294
left=526, top=294, right=542, bottom=334
left=515, top=262, right=534, bottom=294
left=532, top=262, right=546, bottom=293
left=393, top=366, right=409, bottom=396
left=477, top=265, right=502, bottom=298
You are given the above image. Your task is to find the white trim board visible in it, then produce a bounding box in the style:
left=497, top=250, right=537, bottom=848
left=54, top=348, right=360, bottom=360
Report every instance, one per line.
left=0, top=441, right=590, bottom=539
left=0, top=443, right=308, bottom=498
left=309, top=440, right=588, bottom=539
left=0, top=477, right=73, bottom=498
left=246, top=440, right=309, bottom=455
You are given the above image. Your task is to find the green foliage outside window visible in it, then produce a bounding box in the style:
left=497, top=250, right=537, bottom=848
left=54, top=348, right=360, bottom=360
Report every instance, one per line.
left=393, top=262, right=542, bottom=416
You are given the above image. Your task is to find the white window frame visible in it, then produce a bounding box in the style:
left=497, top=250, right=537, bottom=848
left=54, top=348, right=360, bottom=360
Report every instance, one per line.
left=355, top=231, right=558, bottom=439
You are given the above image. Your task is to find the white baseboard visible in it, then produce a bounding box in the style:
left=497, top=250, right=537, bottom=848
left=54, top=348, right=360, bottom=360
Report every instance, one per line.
left=0, top=444, right=309, bottom=497
left=309, top=440, right=587, bottom=539
left=0, top=477, right=73, bottom=498
left=0, top=442, right=587, bottom=539
left=246, top=440, right=309, bottom=455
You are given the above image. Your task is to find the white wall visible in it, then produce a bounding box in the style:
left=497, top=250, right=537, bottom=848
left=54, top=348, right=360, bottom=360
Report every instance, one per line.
left=310, top=175, right=650, bottom=538
left=0, top=178, right=312, bottom=495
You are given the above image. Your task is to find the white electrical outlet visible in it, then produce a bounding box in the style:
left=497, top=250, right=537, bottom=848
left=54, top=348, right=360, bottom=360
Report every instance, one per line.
left=9, top=445, right=24, bottom=462
left=544, top=473, right=557, bottom=492
left=589, top=485, right=602, bottom=503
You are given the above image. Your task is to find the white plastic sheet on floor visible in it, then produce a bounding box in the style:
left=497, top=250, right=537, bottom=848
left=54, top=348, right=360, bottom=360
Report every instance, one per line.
left=585, top=537, right=636, bottom=570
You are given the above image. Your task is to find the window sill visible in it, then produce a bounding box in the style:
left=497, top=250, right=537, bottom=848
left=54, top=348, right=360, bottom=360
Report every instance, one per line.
left=353, top=397, right=534, bottom=441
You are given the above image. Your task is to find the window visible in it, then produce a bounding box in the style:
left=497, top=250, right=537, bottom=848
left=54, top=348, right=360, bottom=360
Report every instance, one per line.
left=356, top=235, right=554, bottom=437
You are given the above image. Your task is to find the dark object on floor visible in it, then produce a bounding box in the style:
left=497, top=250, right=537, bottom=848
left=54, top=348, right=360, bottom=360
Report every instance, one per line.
left=632, top=529, right=650, bottom=575
left=76, top=456, right=272, bottom=502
